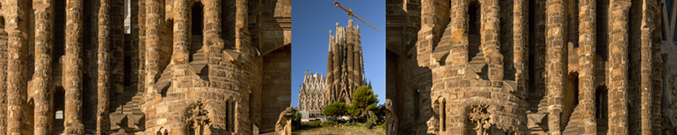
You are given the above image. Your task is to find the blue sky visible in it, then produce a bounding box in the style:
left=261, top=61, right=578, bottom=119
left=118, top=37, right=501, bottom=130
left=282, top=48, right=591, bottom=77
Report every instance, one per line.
left=291, top=0, right=385, bottom=107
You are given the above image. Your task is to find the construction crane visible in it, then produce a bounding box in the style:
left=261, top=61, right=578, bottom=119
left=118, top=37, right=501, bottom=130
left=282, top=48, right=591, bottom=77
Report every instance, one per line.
left=334, top=1, right=381, bottom=32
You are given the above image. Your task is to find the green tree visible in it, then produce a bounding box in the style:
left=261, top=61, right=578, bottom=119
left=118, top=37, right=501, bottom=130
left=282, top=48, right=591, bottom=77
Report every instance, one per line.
left=323, top=102, right=348, bottom=117
left=351, top=86, right=379, bottom=118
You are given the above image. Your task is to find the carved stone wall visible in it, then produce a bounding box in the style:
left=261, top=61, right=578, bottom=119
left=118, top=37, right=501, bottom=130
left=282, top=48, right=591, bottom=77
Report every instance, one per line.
left=387, top=0, right=669, bottom=134
left=0, top=0, right=291, bottom=134
left=298, top=70, right=327, bottom=116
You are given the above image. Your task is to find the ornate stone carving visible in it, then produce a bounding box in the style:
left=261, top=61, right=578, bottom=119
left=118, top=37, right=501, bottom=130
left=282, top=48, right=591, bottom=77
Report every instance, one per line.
left=186, top=101, right=210, bottom=134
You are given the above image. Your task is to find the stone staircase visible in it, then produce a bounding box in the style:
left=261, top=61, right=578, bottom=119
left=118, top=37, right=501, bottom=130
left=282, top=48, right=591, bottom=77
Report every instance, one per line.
left=562, top=106, right=583, bottom=135
left=190, top=48, right=207, bottom=74
left=110, top=92, right=145, bottom=132
left=190, top=35, right=207, bottom=74
left=153, top=64, right=173, bottom=94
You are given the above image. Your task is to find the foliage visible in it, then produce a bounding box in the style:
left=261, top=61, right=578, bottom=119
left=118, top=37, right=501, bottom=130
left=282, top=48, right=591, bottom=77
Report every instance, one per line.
left=294, top=112, right=303, bottom=119
left=351, top=86, right=379, bottom=116
left=344, top=121, right=352, bottom=127
left=346, top=104, right=360, bottom=116
left=323, top=102, right=349, bottom=116
left=302, top=121, right=322, bottom=128
left=364, top=121, right=373, bottom=129
left=321, top=121, right=336, bottom=127
left=368, top=112, right=378, bottom=123
left=376, top=123, right=386, bottom=129
left=291, top=112, right=303, bottom=130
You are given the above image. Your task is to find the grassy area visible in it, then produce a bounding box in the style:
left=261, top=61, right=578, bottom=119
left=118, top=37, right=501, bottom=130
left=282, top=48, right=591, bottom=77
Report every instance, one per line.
left=292, top=126, right=385, bottom=135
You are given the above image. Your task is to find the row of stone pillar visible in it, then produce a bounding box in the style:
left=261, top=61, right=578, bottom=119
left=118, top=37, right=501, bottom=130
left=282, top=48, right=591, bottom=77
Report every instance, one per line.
left=545, top=0, right=659, bottom=135
left=438, top=0, right=657, bottom=134
left=1, top=0, right=119, bottom=134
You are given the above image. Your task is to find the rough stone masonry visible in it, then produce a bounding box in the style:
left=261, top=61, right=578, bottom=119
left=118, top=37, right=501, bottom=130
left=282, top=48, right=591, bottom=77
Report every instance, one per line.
left=0, top=0, right=291, bottom=134
left=386, top=0, right=674, bottom=134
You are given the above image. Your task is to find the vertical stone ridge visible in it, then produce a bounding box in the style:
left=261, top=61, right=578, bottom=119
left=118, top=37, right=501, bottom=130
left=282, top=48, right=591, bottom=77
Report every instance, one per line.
left=6, top=0, right=28, bottom=134
left=639, top=0, right=655, bottom=134
left=97, top=0, right=111, bottom=134
left=513, top=0, right=528, bottom=99
left=648, top=1, right=662, bottom=134
left=481, top=0, right=503, bottom=82
left=234, top=0, right=249, bottom=52
left=450, top=0, right=468, bottom=76
left=173, top=0, right=190, bottom=65
left=203, top=0, right=223, bottom=51
left=64, top=0, right=84, bottom=134
left=0, top=13, right=8, bottom=135
left=145, top=0, right=163, bottom=94
left=112, top=0, right=125, bottom=94
left=137, top=0, right=146, bottom=93
left=546, top=0, right=567, bottom=134
left=578, top=0, right=597, bottom=134
left=33, top=0, right=54, bottom=134
left=608, top=0, right=630, bottom=134
left=234, top=0, right=249, bottom=133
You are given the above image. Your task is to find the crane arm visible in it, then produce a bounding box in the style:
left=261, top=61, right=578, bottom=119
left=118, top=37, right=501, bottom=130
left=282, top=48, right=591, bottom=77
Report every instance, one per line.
left=353, top=14, right=381, bottom=32
left=334, top=1, right=381, bottom=32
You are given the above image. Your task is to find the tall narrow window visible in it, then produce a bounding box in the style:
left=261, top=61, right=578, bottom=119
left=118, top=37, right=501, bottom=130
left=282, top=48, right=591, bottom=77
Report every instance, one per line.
left=467, top=1, right=481, bottom=61
left=441, top=99, right=446, bottom=131
left=230, top=101, right=236, bottom=132
left=225, top=100, right=230, bottom=132
left=192, top=3, right=203, bottom=35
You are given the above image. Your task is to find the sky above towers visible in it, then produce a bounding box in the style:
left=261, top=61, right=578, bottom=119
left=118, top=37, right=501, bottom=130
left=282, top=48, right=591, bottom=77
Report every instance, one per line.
left=291, top=0, right=385, bottom=107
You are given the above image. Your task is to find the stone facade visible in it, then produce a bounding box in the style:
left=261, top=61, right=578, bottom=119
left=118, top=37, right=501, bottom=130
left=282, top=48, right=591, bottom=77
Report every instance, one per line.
left=387, top=0, right=674, bottom=134
left=0, top=0, right=291, bottom=134
left=298, top=70, right=327, bottom=117
left=326, top=19, right=369, bottom=105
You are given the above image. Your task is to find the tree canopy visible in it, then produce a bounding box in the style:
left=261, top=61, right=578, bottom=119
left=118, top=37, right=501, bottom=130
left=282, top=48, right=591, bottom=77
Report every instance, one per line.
left=350, top=85, right=379, bottom=116
left=323, top=102, right=349, bottom=116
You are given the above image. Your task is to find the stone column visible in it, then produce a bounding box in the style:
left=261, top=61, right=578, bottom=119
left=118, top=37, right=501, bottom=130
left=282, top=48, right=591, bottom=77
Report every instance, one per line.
left=97, top=0, right=111, bottom=134
left=639, top=0, right=657, bottom=134
left=546, top=0, right=566, bottom=134
left=0, top=17, right=8, bottom=135
left=33, top=0, right=54, bottom=134
left=173, top=0, right=190, bottom=65
left=112, top=0, right=125, bottom=94
left=608, top=0, right=630, bottom=135
left=346, top=20, right=354, bottom=94
left=480, top=0, right=503, bottom=82
left=578, top=0, right=597, bottom=134
left=5, top=0, right=28, bottom=134
left=203, top=0, right=222, bottom=49
left=331, top=28, right=340, bottom=104
left=63, top=0, right=85, bottom=134
left=327, top=32, right=333, bottom=103
left=146, top=0, right=164, bottom=94
left=235, top=0, right=249, bottom=51
left=513, top=0, right=528, bottom=98
left=649, top=1, right=662, bottom=134
left=137, top=0, right=146, bottom=93
left=449, top=0, right=468, bottom=75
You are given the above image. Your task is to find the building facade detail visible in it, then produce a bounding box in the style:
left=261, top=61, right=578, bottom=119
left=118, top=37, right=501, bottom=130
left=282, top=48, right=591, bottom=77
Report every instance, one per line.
left=298, top=70, right=327, bottom=116
left=326, top=18, right=368, bottom=105
left=0, top=0, right=291, bottom=134
left=387, top=0, right=672, bottom=134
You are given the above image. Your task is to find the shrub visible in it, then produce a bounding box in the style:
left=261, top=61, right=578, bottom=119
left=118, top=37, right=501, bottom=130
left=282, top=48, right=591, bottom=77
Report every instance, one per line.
left=364, top=121, right=373, bottom=129
left=376, top=123, right=386, bottom=129
left=323, top=102, right=349, bottom=116
left=302, top=121, right=322, bottom=128
left=344, top=121, right=352, bottom=126
left=321, top=121, right=336, bottom=127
